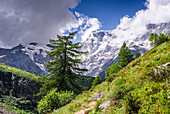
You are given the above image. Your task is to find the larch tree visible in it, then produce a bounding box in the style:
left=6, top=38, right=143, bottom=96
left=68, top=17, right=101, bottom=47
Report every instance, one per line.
left=117, top=42, right=133, bottom=68
left=39, top=31, right=88, bottom=94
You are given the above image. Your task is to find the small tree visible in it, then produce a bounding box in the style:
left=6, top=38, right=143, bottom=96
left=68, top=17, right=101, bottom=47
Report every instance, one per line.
left=135, top=52, right=141, bottom=59
left=105, top=42, right=133, bottom=81
left=105, top=63, right=121, bottom=78
left=149, top=33, right=169, bottom=47
left=117, top=42, right=133, bottom=68
left=39, top=31, right=88, bottom=95
left=92, top=75, right=102, bottom=88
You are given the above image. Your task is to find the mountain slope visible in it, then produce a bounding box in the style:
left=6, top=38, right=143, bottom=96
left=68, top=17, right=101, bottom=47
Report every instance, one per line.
left=0, top=22, right=169, bottom=78
left=0, top=43, right=50, bottom=76
left=80, top=22, right=170, bottom=78
left=54, top=41, right=170, bottom=114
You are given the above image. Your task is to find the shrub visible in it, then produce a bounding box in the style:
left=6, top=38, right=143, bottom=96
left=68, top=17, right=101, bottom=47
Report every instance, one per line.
left=37, top=88, right=75, bottom=113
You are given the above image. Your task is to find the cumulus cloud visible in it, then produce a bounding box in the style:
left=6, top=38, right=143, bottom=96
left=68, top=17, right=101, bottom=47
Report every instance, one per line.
left=0, top=0, right=81, bottom=48
left=70, top=12, right=101, bottom=42
left=60, top=12, right=101, bottom=41
left=114, top=0, right=170, bottom=42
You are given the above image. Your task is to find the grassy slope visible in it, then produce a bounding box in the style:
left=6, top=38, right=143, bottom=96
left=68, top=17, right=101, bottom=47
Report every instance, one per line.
left=54, top=41, right=170, bottom=114
left=0, top=63, right=39, bottom=81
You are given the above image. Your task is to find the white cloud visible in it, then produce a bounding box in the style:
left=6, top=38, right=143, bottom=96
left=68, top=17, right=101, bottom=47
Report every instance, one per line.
left=72, top=0, right=170, bottom=43
left=64, top=12, right=101, bottom=41
left=1, top=0, right=169, bottom=48
left=81, top=18, right=101, bottom=42
left=115, top=0, right=170, bottom=42
left=0, top=0, right=81, bottom=48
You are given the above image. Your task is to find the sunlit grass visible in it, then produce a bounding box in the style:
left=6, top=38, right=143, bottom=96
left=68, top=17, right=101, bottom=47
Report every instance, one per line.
left=0, top=63, right=39, bottom=81
left=53, top=41, right=170, bottom=114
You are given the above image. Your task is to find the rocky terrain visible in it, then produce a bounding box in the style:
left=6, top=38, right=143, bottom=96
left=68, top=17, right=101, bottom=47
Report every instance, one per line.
left=0, top=70, right=41, bottom=100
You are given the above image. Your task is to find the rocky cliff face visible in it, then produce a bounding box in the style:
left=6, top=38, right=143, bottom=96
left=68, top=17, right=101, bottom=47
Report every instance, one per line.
left=0, top=70, right=41, bottom=101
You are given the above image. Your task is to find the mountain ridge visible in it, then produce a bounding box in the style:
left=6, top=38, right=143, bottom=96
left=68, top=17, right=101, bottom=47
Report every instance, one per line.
left=0, top=22, right=170, bottom=78
left=80, top=22, right=170, bottom=78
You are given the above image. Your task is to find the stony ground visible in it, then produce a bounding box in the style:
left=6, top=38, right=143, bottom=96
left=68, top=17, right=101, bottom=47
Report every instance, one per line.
left=0, top=104, right=16, bottom=114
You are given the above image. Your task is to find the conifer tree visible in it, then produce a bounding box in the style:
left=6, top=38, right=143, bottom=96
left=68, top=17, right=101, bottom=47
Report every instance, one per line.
left=39, top=31, right=87, bottom=94
left=117, top=42, right=133, bottom=68
left=149, top=33, right=169, bottom=47
left=92, top=75, right=102, bottom=88
left=135, top=52, right=141, bottom=59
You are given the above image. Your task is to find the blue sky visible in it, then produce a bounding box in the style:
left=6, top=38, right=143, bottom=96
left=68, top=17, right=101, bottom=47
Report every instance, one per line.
left=72, top=0, right=146, bottom=30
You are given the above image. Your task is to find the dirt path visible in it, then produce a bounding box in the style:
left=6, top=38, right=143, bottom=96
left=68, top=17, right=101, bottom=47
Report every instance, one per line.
left=0, top=104, right=16, bottom=114
left=75, top=101, right=96, bottom=114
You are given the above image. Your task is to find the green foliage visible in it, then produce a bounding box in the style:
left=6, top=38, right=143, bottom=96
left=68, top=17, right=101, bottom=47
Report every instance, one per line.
left=52, top=37, right=170, bottom=114
left=149, top=33, right=169, bottom=47
left=1, top=103, right=33, bottom=114
left=0, top=95, right=34, bottom=114
left=91, top=75, right=102, bottom=88
left=105, top=63, right=121, bottom=82
left=37, top=88, right=74, bottom=113
left=107, top=41, right=170, bottom=113
left=117, top=42, right=133, bottom=68
left=0, top=63, right=39, bottom=82
left=135, top=52, right=141, bottom=59
left=77, top=76, right=95, bottom=91
left=105, top=42, right=133, bottom=82
left=39, top=31, right=88, bottom=95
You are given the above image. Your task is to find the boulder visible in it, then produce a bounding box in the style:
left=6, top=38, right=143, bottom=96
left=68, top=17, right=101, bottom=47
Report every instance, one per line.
left=91, top=94, right=105, bottom=100
left=98, top=100, right=110, bottom=111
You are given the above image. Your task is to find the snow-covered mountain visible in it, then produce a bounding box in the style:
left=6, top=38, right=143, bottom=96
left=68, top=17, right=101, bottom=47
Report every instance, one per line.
left=80, top=22, right=170, bottom=78
left=0, top=22, right=169, bottom=77
left=0, top=42, right=50, bottom=75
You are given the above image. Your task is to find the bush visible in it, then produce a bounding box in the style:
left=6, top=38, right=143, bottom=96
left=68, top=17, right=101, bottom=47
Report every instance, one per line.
left=37, top=88, right=75, bottom=113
